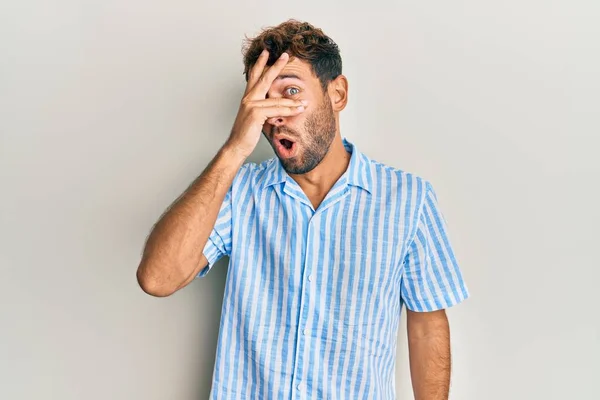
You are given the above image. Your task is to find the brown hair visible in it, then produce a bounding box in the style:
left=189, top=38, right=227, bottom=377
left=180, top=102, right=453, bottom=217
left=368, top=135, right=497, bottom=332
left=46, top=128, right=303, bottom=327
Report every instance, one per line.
left=242, top=19, right=342, bottom=91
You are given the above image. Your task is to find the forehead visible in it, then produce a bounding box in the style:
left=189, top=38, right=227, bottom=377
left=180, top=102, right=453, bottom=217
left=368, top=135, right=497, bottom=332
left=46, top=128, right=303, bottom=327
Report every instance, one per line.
left=274, top=57, right=317, bottom=83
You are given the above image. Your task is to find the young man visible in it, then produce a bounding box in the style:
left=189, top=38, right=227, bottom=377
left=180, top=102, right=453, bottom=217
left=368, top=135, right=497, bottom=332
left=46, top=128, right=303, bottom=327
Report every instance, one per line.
left=137, top=19, right=469, bottom=400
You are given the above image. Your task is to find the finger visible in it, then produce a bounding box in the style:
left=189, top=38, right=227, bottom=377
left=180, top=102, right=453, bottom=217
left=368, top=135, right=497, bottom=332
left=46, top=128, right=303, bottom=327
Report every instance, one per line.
left=245, top=49, right=269, bottom=95
left=250, top=52, right=290, bottom=99
left=259, top=103, right=306, bottom=119
left=252, top=98, right=307, bottom=109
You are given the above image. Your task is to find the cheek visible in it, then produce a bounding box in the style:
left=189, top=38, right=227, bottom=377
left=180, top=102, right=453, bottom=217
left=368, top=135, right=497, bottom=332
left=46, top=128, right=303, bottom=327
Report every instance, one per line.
left=289, top=113, right=304, bottom=123
left=261, top=123, right=273, bottom=137
left=292, top=108, right=311, bottom=124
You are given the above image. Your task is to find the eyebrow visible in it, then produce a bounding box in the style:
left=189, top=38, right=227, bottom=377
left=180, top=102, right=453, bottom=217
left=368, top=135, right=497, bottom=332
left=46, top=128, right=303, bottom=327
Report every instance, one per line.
left=275, top=74, right=303, bottom=81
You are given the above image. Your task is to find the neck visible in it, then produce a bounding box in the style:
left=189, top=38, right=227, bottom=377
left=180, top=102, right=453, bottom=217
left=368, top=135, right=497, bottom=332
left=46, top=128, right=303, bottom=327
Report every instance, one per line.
left=289, top=133, right=351, bottom=200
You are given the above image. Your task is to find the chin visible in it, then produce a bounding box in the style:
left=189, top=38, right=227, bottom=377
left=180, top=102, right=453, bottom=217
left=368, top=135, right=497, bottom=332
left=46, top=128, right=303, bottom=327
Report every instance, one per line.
left=280, top=157, right=321, bottom=175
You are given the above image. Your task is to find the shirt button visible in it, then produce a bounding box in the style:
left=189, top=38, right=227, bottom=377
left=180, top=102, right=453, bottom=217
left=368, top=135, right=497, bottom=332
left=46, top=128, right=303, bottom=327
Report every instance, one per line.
left=308, top=274, right=313, bottom=282
left=303, top=328, right=308, bottom=335
left=297, top=383, right=304, bottom=391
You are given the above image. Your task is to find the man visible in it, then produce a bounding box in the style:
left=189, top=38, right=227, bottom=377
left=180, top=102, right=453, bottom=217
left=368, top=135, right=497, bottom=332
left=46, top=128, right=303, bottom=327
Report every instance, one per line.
left=136, top=19, right=469, bottom=400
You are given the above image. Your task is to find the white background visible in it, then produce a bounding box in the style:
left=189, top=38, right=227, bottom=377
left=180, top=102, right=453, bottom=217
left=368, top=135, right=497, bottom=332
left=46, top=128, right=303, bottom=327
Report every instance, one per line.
left=2, top=1, right=599, bottom=399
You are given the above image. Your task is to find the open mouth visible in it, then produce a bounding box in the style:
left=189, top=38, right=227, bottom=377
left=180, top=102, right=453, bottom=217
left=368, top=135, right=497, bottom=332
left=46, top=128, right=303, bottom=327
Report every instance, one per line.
left=280, top=138, right=294, bottom=150
left=275, top=137, right=298, bottom=158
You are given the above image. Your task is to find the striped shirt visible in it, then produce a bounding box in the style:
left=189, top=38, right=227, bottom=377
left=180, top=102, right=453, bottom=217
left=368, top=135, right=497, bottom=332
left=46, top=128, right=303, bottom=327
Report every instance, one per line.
left=198, top=137, right=469, bottom=399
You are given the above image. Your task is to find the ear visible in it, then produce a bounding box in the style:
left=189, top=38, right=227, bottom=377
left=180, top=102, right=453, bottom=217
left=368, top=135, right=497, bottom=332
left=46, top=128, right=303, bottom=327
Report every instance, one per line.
left=328, top=74, right=348, bottom=112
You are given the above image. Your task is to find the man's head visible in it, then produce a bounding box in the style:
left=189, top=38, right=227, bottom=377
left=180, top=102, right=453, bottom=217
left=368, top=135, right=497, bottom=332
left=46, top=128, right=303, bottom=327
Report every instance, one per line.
left=242, top=20, right=348, bottom=174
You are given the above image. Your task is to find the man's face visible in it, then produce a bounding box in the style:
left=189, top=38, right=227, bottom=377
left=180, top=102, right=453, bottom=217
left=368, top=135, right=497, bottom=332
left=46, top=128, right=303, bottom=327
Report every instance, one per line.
left=262, top=57, right=337, bottom=175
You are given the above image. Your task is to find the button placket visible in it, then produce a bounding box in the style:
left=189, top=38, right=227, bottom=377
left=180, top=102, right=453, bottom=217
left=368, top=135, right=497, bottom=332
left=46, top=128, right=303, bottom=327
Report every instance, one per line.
left=291, top=215, right=315, bottom=397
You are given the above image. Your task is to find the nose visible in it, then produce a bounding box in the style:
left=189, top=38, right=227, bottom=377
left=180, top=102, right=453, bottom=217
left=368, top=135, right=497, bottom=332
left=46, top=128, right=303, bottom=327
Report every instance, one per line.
left=266, top=116, right=286, bottom=126
left=264, top=91, right=290, bottom=127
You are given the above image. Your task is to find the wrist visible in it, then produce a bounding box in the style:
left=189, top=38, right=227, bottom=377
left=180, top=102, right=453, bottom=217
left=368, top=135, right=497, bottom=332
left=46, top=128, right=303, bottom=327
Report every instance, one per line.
left=220, top=141, right=250, bottom=165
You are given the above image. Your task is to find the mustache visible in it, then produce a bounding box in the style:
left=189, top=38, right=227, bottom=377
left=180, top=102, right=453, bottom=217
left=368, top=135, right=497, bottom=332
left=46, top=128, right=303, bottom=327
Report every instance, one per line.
left=273, top=127, right=299, bottom=138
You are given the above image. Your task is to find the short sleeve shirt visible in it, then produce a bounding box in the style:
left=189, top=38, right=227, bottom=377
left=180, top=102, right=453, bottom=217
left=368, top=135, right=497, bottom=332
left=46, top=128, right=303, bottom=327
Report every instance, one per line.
left=199, top=137, right=470, bottom=399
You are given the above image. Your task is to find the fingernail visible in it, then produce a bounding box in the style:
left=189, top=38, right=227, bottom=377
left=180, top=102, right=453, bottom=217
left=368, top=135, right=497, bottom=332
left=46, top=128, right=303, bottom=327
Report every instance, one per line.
left=297, top=106, right=305, bottom=110
left=280, top=52, right=288, bottom=58
left=300, top=100, right=308, bottom=105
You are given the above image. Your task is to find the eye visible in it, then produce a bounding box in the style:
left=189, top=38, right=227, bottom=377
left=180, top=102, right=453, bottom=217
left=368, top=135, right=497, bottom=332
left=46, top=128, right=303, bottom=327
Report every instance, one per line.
left=284, top=87, right=300, bottom=96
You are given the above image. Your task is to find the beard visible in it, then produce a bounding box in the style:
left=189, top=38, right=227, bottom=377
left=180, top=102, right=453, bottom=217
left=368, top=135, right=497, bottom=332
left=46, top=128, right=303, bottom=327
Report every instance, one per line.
left=268, top=96, right=337, bottom=175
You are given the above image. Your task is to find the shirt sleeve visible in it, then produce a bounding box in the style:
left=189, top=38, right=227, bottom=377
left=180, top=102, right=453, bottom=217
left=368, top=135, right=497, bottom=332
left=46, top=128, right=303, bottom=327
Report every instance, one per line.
left=196, top=182, right=233, bottom=278
left=400, top=180, right=470, bottom=312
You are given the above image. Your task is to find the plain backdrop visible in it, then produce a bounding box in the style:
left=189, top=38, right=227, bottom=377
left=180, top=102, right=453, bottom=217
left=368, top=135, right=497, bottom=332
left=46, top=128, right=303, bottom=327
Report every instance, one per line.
left=1, top=1, right=599, bottom=399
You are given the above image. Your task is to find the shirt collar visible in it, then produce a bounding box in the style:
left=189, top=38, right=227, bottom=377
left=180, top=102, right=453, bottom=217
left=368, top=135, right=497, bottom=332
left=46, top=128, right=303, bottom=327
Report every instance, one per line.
left=260, top=137, right=372, bottom=194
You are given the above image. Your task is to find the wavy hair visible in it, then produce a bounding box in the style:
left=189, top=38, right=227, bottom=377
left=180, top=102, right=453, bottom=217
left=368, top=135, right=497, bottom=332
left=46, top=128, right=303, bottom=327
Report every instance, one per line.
left=242, top=19, right=342, bottom=91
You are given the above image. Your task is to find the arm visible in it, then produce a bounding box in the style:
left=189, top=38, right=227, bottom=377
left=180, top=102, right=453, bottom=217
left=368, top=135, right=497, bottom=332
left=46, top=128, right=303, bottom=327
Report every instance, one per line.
left=406, top=309, right=452, bottom=400
left=136, top=145, right=247, bottom=297
left=136, top=50, right=306, bottom=297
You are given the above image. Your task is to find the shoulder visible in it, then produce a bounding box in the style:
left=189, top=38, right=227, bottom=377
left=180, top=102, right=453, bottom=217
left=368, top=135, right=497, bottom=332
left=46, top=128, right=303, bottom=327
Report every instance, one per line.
left=362, top=155, right=443, bottom=234
left=230, top=157, right=278, bottom=188
left=363, top=154, right=434, bottom=200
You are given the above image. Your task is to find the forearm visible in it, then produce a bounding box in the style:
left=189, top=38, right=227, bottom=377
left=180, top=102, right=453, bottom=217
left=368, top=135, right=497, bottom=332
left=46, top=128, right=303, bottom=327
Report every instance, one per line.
left=136, top=144, right=246, bottom=296
left=407, top=311, right=451, bottom=400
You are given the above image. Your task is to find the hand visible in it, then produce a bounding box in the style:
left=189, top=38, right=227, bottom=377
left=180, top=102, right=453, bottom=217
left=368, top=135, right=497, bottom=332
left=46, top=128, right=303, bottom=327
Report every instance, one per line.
left=225, top=50, right=307, bottom=158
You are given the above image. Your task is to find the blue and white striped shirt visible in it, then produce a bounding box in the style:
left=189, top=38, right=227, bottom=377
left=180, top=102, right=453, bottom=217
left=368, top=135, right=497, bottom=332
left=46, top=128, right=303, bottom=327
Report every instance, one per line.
left=199, top=137, right=469, bottom=399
